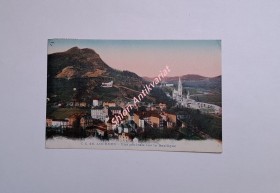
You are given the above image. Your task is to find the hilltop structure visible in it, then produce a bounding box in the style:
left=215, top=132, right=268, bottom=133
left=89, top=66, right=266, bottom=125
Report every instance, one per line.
left=101, top=81, right=113, bottom=87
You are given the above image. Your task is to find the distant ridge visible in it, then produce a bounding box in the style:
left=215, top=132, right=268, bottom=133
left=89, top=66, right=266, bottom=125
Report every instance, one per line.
left=143, top=74, right=221, bottom=82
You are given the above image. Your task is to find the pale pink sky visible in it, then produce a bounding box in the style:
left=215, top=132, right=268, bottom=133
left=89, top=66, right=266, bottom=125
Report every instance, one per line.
left=48, top=40, right=221, bottom=77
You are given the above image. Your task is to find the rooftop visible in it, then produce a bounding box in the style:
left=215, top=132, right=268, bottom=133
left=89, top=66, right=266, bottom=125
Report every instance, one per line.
left=92, top=106, right=104, bottom=110
left=134, top=110, right=161, bottom=119
left=109, top=106, right=122, bottom=110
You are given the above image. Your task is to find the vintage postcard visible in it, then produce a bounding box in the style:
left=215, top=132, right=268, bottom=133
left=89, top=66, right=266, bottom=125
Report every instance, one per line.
left=46, top=39, right=222, bottom=152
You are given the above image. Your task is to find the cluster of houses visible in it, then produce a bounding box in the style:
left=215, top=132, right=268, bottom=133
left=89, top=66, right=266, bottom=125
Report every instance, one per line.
left=46, top=99, right=179, bottom=142
left=46, top=114, right=94, bottom=129
left=90, top=100, right=178, bottom=141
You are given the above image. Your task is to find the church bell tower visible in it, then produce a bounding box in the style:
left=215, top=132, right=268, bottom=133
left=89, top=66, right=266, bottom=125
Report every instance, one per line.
left=178, top=77, right=182, bottom=97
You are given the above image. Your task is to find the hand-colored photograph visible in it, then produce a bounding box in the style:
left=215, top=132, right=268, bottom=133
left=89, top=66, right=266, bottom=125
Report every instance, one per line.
left=46, top=39, right=222, bottom=152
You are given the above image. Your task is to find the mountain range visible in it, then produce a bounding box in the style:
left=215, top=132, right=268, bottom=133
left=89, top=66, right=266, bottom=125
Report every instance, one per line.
left=143, top=74, right=221, bottom=91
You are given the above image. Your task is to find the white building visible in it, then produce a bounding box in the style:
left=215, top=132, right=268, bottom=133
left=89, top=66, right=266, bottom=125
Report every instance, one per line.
left=101, top=81, right=113, bottom=87
left=139, top=119, right=145, bottom=129
left=92, top=99, right=99, bottom=107
left=50, top=119, right=69, bottom=128
left=91, top=106, right=108, bottom=122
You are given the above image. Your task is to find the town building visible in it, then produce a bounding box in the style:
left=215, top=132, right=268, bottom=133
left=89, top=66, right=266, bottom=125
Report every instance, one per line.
left=134, top=110, right=164, bottom=128
left=164, top=112, right=177, bottom=124
left=80, top=115, right=94, bottom=128
left=127, top=110, right=134, bottom=121
left=68, top=114, right=80, bottom=128
left=118, top=133, right=132, bottom=142
left=103, top=101, right=116, bottom=107
left=92, top=99, right=99, bottom=107
left=96, top=125, right=107, bottom=137
left=105, top=117, right=118, bottom=130
left=91, top=106, right=108, bottom=122
left=50, top=119, right=69, bottom=128
left=109, top=106, right=122, bottom=115
left=164, top=112, right=177, bottom=128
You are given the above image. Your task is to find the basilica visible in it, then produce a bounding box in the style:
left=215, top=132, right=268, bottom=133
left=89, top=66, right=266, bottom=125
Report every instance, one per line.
left=172, top=77, right=222, bottom=115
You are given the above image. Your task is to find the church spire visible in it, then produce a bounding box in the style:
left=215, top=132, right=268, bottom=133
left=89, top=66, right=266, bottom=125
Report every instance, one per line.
left=178, top=77, right=182, bottom=97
